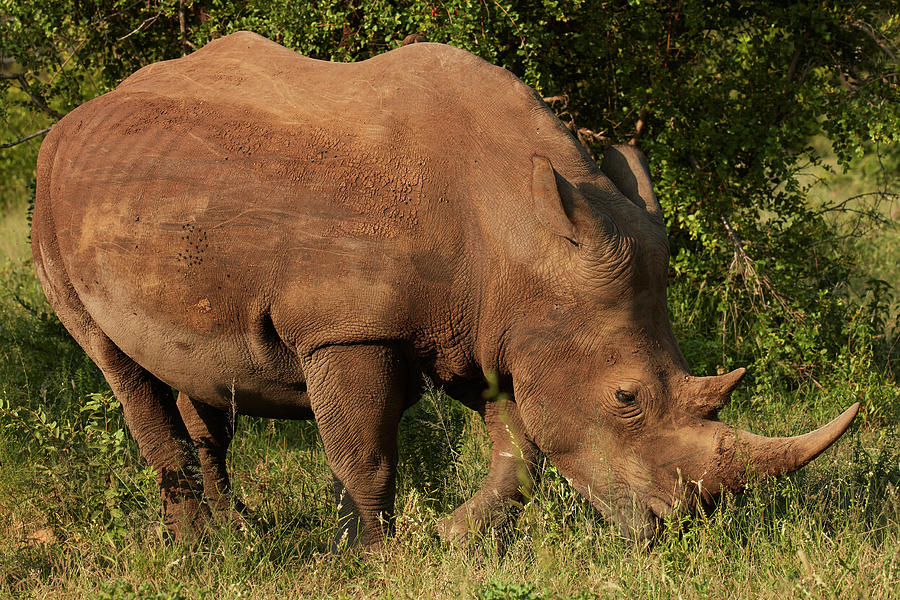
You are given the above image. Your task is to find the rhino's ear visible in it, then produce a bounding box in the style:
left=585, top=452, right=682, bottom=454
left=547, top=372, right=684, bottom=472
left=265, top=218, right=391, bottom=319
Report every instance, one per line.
left=600, top=145, right=663, bottom=220
left=532, top=155, right=579, bottom=246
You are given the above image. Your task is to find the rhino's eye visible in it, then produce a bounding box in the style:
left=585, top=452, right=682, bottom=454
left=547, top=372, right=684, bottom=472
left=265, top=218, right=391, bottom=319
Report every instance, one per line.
left=615, top=389, right=636, bottom=405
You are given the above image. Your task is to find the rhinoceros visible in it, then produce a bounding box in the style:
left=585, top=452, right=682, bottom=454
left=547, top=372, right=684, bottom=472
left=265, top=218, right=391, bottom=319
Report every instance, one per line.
left=31, top=31, right=858, bottom=548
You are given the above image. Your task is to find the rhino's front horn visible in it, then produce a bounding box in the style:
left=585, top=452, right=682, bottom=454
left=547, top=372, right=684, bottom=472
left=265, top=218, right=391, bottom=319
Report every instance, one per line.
left=707, top=402, right=860, bottom=493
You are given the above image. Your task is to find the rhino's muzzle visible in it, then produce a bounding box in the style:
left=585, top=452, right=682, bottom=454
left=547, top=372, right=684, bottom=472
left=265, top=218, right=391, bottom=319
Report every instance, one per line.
left=560, top=402, right=860, bottom=544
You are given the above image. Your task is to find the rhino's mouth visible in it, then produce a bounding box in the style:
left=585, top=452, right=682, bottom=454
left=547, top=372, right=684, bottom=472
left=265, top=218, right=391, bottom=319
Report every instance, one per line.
left=611, top=484, right=717, bottom=544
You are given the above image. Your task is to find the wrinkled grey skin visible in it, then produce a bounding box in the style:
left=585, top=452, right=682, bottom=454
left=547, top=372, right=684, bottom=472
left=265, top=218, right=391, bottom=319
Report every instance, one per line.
left=31, top=32, right=858, bottom=548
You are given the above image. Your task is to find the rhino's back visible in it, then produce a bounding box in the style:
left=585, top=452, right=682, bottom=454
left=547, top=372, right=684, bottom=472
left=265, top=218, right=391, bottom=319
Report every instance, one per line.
left=111, top=31, right=598, bottom=187
left=34, top=32, right=592, bottom=408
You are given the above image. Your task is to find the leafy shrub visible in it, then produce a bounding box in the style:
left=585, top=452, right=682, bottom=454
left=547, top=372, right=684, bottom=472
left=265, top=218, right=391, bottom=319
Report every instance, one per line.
left=477, top=579, right=541, bottom=600
left=96, top=579, right=192, bottom=600
left=2, top=2, right=897, bottom=395
left=0, top=390, right=155, bottom=538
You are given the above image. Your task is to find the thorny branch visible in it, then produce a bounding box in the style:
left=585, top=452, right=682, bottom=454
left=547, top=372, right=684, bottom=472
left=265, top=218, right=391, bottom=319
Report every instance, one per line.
left=0, top=127, right=50, bottom=149
left=0, top=73, right=64, bottom=120
left=542, top=95, right=608, bottom=157
left=720, top=213, right=798, bottom=319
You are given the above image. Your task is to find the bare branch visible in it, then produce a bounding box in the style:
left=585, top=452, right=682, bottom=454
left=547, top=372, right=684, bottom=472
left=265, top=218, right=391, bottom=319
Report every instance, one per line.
left=720, top=213, right=799, bottom=319
left=688, top=154, right=702, bottom=172
left=628, top=108, right=648, bottom=146
left=577, top=127, right=608, bottom=143
left=786, top=24, right=810, bottom=83
left=852, top=20, right=898, bottom=61
left=542, top=94, right=607, bottom=156
left=542, top=95, right=569, bottom=104
left=813, top=191, right=900, bottom=217
left=179, top=1, right=187, bottom=56
left=1, top=127, right=51, bottom=149
left=492, top=0, right=527, bottom=53
left=47, top=39, right=86, bottom=87
left=118, top=12, right=161, bottom=41
left=1, top=73, right=64, bottom=119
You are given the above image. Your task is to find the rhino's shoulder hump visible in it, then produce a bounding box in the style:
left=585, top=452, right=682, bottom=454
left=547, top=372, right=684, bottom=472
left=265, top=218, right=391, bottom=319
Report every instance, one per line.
left=113, top=33, right=538, bottom=121
left=115, top=31, right=317, bottom=100
left=371, top=41, right=540, bottom=107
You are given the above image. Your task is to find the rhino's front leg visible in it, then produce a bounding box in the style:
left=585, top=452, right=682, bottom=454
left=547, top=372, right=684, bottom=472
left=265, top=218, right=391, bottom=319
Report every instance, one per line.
left=303, top=344, right=406, bottom=550
left=440, top=397, right=539, bottom=542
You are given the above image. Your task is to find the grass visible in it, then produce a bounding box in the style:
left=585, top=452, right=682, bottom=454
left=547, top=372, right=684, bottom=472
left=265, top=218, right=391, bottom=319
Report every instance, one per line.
left=805, top=138, right=900, bottom=346
left=0, top=174, right=898, bottom=598
left=0, top=199, right=30, bottom=265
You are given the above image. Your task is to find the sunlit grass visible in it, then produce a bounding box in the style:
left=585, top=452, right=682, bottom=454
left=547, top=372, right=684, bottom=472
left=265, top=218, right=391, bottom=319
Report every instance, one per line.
left=0, top=200, right=29, bottom=264
left=0, top=251, right=897, bottom=599
left=1, top=146, right=897, bottom=598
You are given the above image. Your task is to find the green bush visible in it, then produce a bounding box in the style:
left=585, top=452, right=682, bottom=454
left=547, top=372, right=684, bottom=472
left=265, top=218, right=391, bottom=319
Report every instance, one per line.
left=477, top=579, right=542, bottom=600
left=2, top=1, right=897, bottom=397
left=0, top=389, right=156, bottom=538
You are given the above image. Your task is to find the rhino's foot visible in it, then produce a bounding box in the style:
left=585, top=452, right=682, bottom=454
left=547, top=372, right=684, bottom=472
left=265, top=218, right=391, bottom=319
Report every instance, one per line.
left=148, top=495, right=251, bottom=544
left=160, top=491, right=213, bottom=543
left=208, top=495, right=255, bottom=533
left=438, top=491, right=522, bottom=544
left=440, top=398, right=538, bottom=545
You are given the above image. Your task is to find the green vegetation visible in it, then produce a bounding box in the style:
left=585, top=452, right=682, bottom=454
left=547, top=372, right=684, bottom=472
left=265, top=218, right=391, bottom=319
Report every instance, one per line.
left=0, top=250, right=897, bottom=596
left=1, top=2, right=898, bottom=598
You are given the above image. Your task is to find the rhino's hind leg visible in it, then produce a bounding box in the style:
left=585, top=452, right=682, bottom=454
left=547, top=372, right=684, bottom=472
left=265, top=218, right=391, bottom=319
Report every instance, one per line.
left=32, top=209, right=207, bottom=541
left=440, top=398, right=539, bottom=543
left=107, top=361, right=209, bottom=541
left=69, top=333, right=208, bottom=540
left=303, top=344, right=406, bottom=550
left=176, top=392, right=248, bottom=523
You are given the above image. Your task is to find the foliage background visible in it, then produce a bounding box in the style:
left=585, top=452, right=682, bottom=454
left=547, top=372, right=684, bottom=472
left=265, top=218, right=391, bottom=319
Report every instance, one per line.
left=3, top=0, right=899, bottom=386
left=1, top=1, right=899, bottom=598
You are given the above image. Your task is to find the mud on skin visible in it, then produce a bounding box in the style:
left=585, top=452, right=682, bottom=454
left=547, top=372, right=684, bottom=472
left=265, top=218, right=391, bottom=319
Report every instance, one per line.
left=30, top=31, right=859, bottom=549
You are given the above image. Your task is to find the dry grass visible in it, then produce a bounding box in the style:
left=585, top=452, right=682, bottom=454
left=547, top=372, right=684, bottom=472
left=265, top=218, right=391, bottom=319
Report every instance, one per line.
left=0, top=152, right=897, bottom=599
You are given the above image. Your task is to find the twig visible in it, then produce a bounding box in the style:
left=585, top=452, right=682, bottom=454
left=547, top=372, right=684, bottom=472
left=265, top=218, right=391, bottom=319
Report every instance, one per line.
left=118, top=12, right=161, bottom=41
left=47, top=39, right=86, bottom=87
left=0, top=74, right=64, bottom=119
left=720, top=213, right=799, bottom=318
left=852, top=20, right=898, bottom=61
left=542, top=94, right=607, bottom=156
left=813, top=191, right=899, bottom=217
left=492, top=0, right=526, bottom=51
left=577, top=127, right=608, bottom=144
left=795, top=364, right=826, bottom=390
left=0, top=127, right=51, bottom=149
left=628, top=107, right=648, bottom=146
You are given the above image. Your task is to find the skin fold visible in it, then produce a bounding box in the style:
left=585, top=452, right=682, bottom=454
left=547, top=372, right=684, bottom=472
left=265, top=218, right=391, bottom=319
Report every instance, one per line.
left=31, top=31, right=858, bottom=548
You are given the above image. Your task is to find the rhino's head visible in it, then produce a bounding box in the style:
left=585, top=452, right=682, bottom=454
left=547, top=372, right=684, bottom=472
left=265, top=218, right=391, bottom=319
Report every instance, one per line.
left=504, top=146, right=859, bottom=542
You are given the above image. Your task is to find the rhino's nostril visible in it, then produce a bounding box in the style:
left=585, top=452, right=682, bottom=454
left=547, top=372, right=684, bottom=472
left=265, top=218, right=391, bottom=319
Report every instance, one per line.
left=696, top=488, right=720, bottom=515
left=647, top=497, right=670, bottom=520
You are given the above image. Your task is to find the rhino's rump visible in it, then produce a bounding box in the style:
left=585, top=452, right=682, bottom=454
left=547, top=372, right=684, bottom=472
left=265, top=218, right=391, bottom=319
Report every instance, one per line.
left=46, top=94, right=453, bottom=405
